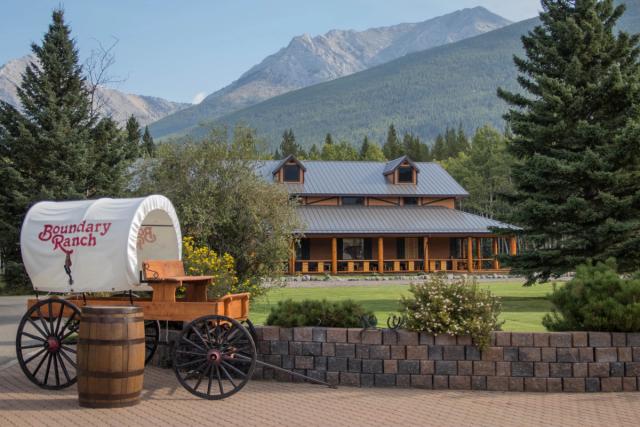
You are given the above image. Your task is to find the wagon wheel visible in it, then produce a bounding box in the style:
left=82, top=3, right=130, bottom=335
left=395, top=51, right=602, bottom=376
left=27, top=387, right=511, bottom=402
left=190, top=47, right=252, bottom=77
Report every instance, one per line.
left=144, top=320, right=160, bottom=365
left=173, top=315, right=256, bottom=400
left=16, top=298, right=80, bottom=390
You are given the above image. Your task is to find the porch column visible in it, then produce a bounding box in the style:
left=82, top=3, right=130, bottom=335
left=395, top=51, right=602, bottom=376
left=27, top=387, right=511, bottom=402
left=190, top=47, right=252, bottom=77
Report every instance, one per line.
left=509, top=236, right=518, bottom=256
left=331, top=237, right=338, bottom=275
left=423, top=237, right=430, bottom=273
left=467, top=237, right=474, bottom=272
left=476, top=238, right=482, bottom=271
left=492, top=237, right=500, bottom=270
left=289, top=241, right=296, bottom=275
left=378, top=237, right=384, bottom=273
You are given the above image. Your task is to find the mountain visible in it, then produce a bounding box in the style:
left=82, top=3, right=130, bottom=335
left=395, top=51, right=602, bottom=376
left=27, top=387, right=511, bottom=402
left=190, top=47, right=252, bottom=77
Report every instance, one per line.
left=0, top=55, right=189, bottom=126
left=204, top=0, right=640, bottom=148
left=149, top=7, right=512, bottom=139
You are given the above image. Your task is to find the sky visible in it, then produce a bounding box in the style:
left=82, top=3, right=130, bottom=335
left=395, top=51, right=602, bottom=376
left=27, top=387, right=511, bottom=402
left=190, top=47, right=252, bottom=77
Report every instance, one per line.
left=0, top=1, right=541, bottom=103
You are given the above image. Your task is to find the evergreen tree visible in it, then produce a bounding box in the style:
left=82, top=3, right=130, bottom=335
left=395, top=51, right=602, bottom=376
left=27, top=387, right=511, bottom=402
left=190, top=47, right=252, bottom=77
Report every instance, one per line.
left=325, top=133, right=334, bottom=146
left=321, top=140, right=359, bottom=160
left=125, top=115, right=142, bottom=158
left=359, top=136, right=386, bottom=161
left=402, top=132, right=430, bottom=161
left=455, top=123, right=470, bottom=154
left=0, top=10, right=134, bottom=291
left=498, top=0, right=640, bottom=282
left=382, top=124, right=403, bottom=159
left=431, top=133, right=447, bottom=161
left=307, top=143, right=321, bottom=160
left=141, top=126, right=155, bottom=157
left=279, top=128, right=303, bottom=157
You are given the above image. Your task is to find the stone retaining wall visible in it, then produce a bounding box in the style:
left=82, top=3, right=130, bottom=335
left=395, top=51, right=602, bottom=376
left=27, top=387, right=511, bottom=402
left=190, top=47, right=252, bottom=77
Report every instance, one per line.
left=252, top=327, right=640, bottom=392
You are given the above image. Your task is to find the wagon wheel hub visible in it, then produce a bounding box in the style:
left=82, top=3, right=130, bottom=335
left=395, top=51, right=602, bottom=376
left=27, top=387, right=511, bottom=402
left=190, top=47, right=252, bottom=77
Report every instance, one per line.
left=207, top=349, right=222, bottom=366
left=46, top=336, right=60, bottom=353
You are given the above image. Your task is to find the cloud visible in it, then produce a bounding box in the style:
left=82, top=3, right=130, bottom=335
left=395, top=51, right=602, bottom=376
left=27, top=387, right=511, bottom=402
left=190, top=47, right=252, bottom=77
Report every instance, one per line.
left=191, top=92, right=206, bottom=104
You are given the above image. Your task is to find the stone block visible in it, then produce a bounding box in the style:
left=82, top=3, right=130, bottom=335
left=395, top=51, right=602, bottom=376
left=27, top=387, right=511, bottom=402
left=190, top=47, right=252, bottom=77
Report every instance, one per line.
left=295, top=355, right=314, bottom=369
left=406, top=345, right=428, bottom=360
left=627, top=333, right=640, bottom=347
left=433, top=375, right=449, bottom=389
left=391, top=345, right=406, bottom=360
left=623, top=377, right=637, bottom=392
left=322, top=342, right=336, bottom=357
left=617, top=347, right=632, bottom=362
left=458, top=361, right=473, bottom=376
left=496, top=362, right=511, bottom=377
left=335, top=343, right=355, bottom=358
left=382, top=329, right=397, bottom=345
left=428, top=345, right=443, bottom=360
left=369, top=345, right=390, bottom=360
left=412, top=374, right=433, bottom=389
left=473, top=361, right=495, bottom=376
left=449, top=376, right=471, bottom=390
left=361, top=329, right=382, bottom=345
left=314, top=356, right=327, bottom=371
left=293, top=327, right=313, bottom=342
left=556, top=348, right=579, bottom=363
left=419, top=332, right=434, bottom=345
left=279, top=328, right=293, bottom=341
left=302, top=342, right=323, bottom=356
left=519, top=347, right=541, bottom=362
left=585, top=378, right=600, bottom=392
left=549, top=333, right=572, bottom=348
left=274, top=370, right=294, bottom=382
left=595, top=347, right=618, bottom=362
left=578, top=347, right=594, bottom=362
left=420, top=360, right=435, bottom=374
left=435, top=334, right=457, bottom=346
left=397, top=330, right=419, bottom=345
left=384, top=360, right=398, bottom=374
left=533, top=333, right=550, bottom=347
left=339, top=372, right=360, bottom=386
left=588, top=362, right=610, bottom=378
left=509, top=377, right=524, bottom=391
left=512, top=362, right=534, bottom=377
left=307, top=370, right=327, bottom=383
left=457, top=336, right=473, bottom=346
left=282, top=355, right=294, bottom=369
left=504, top=347, right=519, bottom=361
left=262, top=326, right=280, bottom=341
left=271, top=340, right=289, bottom=355
left=572, top=332, right=588, bottom=347
left=494, top=332, right=511, bottom=347
left=360, top=373, right=374, bottom=387
left=326, top=372, right=340, bottom=386
left=601, top=377, right=623, bottom=392
left=633, top=347, right=640, bottom=362
left=487, top=376, right=510, bottom=391
left=347, top=328, right=362, bottom=344
left=465, top=346, right=481, bottom=361
left=625, top=362, right=640, bottom=376
left=534, top=362, right=549, bottom=377
left=263, top=354, right=282, bottom=366
left=472, top=376, right=487, bottom=390
left=549, top=363, right=572, bottom=378
left=374, top=374, right=396, bottom=387
left=443, top=346, right=465, bottom=361
left=355, top=344, right=370, bottom=359
left=525, top=377, right=547, bottom=392
left=511, top=333, right=534, bottom=347
left=589, top=332, right=611, bottom=347
left=611, top=333, right=626, bottom=347
left=573, top=363, right=588, bottom=378
left=258, top=340, right=271, bottom=354
left=610, top=362, right=624, bottom=377
left=362, top=359, right=383, bottom=374
left=312, top=327, right=327, bottom=342
left=327, top=357, right=348, bottom=372
left=563, top=378, right=585, bottom=392
left=348, top=358, right=362, bottom=373
left=326, top=328, right=347, bottom=343
left=396, top=374, right=411, bottom=387
left=435, top=360, right=457, bottom=375
left=541, top=347, right=557, bottom=362
left=481, top=347, right=503, bottom=361
left=398, top=360, right=420, bottom=375
left=547, top=378, right=563, bottom=392
left=289, top=341, right=303, bottom=355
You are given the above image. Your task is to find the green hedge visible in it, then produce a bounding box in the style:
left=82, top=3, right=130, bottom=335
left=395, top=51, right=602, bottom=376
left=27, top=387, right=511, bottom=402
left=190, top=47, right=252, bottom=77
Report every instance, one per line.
left=266, top=299, right=376, bottom=328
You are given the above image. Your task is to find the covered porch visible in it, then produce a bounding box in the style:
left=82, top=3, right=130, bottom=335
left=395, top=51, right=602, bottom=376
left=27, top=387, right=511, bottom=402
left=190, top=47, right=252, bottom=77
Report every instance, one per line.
left=288, top=235, right=517, bottom=275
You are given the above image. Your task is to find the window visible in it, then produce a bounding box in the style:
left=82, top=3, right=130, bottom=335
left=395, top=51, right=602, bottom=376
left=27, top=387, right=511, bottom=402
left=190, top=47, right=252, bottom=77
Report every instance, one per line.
left=342, top=238, right=364, bottom=260
left=404, top=197, right=418, bottom=205
left=342, top=197, right=364, bottom=206
left=283, top=165, right=301, bottom=182
left=398, top=166, right=413, bottom=183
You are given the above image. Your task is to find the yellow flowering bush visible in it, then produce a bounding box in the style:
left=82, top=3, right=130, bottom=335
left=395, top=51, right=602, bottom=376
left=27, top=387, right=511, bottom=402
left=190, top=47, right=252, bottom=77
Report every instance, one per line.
left=182, top=237, right=257, bottom=299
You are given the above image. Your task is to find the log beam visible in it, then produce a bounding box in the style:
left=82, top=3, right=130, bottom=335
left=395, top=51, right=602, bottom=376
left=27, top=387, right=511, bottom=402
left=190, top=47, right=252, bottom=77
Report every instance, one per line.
left=378, top=237, right=384, bottom=273
left=467, top=237, right=474, bottom=272
left=331, top=237, right=338, bottom=275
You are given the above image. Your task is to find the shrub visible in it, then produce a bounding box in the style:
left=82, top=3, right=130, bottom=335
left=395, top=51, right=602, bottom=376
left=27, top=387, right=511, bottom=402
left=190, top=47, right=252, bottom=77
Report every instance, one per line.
left=543, top=259, right=640, bottom=332
left=399, top=275, right=502, bottom=349
left=266, top=299, right=376, bottom=328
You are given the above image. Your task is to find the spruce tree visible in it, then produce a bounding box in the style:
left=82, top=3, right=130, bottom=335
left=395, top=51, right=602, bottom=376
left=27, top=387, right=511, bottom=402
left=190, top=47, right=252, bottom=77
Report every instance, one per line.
left=360, top=136, right=386, bottom=161
left=325, top=133, right=334, bottom=146
left=307, top=143, right=321, bottom=160
left=455, top=123, right=470, bottom=154
left=142, top=126, right=155, bottom=157
left=382, top=124, right=403, bottom=159
left=403, top=132, right=430, bottom=161
left=498, top=0, right=640, bottom=282
left=125, top=115, right=142, bottom=158
left=431, top=133, right=447, bottom=161
left=279, top=128, right=302, bottom=157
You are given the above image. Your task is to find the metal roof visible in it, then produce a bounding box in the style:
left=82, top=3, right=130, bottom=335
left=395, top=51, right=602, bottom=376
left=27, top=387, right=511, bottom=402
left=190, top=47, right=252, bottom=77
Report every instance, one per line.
left=270, top=154, right=306, bottom=175
left=382, top=155, right=418, bottom=176
left=256, top=160, right=469, bottom=197
left=296, top=206, right=518, bottom=235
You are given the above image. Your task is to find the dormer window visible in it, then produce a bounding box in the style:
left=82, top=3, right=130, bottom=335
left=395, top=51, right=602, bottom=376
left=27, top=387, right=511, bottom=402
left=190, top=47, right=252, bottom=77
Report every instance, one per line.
left=398, top=166, right=413, bottom=183
left=383, top=155, right=419, bottom=185
left=272, top=154, right=306, bottom=184
left=283, top=165, right=301, bottom=182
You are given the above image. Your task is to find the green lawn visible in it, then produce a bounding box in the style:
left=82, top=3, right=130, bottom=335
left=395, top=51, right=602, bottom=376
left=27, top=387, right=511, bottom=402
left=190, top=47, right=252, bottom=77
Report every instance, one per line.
left=250, top=282, right=558, bottom=332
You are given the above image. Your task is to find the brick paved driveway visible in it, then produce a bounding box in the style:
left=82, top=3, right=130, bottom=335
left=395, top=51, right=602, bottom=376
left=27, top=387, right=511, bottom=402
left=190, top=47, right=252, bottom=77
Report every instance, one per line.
left=1, top=364, right=640, bottom=426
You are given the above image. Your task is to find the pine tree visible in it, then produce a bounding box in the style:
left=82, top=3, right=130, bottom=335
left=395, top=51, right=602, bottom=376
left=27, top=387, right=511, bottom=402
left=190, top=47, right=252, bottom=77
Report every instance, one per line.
left=142, top=126, right=155, bottom=157
left=307, top=144, right=321, bottom=160
left=455, top=123, right=470, bottom=154
left=279, top=128, right=302, bottom=157
left=402, top=132, right=430, bottom=161
left=125, top=115, right=141, bottom=158
left=382, top=124, right=403, bottom=159
left=497, top=0, right=640, bottom=282
left=359, top=136, right=386, bottom=161
left=431, top=133, right=447, bottom=161
left=325, top=133, right=334, bottom=146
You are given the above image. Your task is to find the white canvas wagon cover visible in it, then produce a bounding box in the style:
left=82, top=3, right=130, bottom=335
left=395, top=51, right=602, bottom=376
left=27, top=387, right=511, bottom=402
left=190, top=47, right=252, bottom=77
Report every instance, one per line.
left=20, top=195, right=182, bottom=293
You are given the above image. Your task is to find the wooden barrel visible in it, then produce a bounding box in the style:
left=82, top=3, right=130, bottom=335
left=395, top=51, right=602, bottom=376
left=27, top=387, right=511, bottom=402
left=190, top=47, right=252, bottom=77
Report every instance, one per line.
left=77, top=306, right=145, bottom=408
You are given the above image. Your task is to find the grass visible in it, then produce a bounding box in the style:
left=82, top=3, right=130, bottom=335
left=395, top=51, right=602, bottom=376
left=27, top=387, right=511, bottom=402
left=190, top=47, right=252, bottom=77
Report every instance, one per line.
left=250, top=281, right=558, bottom=332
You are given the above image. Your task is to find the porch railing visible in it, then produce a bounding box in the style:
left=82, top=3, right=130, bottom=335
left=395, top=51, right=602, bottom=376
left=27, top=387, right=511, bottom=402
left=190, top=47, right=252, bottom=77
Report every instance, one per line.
left=292, top=258, right=507, bottom=274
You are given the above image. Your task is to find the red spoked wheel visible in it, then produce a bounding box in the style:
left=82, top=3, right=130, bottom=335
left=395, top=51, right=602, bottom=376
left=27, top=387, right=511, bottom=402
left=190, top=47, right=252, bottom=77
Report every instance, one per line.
left=15, top=298, right=80, bottom=390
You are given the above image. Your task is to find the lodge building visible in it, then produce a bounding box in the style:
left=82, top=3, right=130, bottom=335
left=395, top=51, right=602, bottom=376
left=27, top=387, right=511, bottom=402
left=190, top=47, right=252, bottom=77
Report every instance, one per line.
left=258, top=155, right=519, bottom=275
